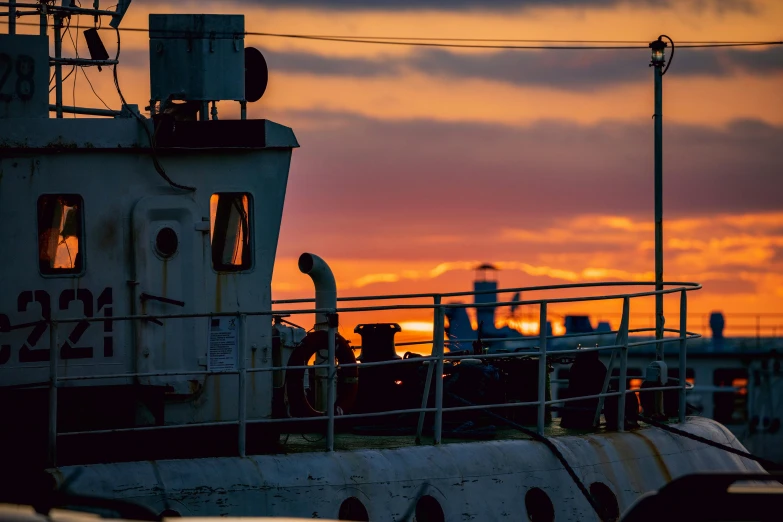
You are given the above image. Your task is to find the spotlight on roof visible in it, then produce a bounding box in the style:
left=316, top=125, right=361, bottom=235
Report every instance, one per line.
left=244, top=47, right=268, bottom=103
left=84, top=28, right=109, bottom=62
left=110, top=0, right=133, bottom=29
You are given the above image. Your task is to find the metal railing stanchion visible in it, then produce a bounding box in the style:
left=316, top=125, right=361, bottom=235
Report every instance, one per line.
left=679, top=290, right=687, bottom=424
left=537, top=302, right=547, bottom=435
left=416, top=295, right=441, bottom=444
left=617, top=297, right=630, bottom=431
left=326, top=313, right=338, bottom=451
left=39, top=1, right=46, bottom=35
left=48, top=320, right=58, bottom=467
left=238, top=314, right=247, bottom=457
left=433, top=302, right=446, bottom=445
left=593, top=349, right=616, bottom=428
left=9, top=0, right=15, bottom=33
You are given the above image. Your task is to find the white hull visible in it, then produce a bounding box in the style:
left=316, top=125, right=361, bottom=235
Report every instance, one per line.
left=50, top=418, right=763, bottom=521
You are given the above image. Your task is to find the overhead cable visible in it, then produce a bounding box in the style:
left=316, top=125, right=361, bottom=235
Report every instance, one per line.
left=2, top=20, right=781, bottom=50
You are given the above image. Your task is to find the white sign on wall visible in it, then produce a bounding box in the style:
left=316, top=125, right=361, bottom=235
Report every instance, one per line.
left=209, top=317, right=238, bottom=372
left=0, top=34, right=49, bottom=119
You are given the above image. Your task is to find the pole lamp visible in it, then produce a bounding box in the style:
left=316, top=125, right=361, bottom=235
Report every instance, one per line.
left=649, top=35, right=673, bottom=357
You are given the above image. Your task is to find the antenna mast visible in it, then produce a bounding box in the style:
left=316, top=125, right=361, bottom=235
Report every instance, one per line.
left=1, top=1, right=132, bottom=118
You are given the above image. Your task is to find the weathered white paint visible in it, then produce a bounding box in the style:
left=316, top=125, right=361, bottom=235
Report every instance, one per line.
left=50, top=418, right=763, bottom=521
left=0, top=117, right=298, bottom=426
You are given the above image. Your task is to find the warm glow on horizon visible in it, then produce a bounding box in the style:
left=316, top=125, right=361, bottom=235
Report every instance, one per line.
left=398, top=321, right=435, bottom=333
left=498, top=318, right=541, bottom=335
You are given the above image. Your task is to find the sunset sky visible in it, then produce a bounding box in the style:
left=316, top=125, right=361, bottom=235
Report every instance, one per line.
left=21, top=0, right=783, bottom=343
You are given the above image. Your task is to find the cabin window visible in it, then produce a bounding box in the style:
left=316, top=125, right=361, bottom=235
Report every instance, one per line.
left=37, top=194, right=84, bottom=275
left=713, top=368, right=748, bottom=425
left=210, top=193, right=252, bottom=271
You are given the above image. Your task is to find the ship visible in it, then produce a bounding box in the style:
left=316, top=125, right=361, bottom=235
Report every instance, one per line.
left=0, top=3, right=773, bottom=521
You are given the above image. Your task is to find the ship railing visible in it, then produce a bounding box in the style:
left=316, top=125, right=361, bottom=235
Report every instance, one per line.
left=40, top=281, right=700, bottom=464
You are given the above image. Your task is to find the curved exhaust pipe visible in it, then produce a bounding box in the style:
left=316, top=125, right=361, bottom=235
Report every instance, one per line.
left=298, top=253, right=337, bottom=330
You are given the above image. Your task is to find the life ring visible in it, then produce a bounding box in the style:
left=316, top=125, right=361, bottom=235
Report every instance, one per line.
left=285, top=330, right=359, bottom=417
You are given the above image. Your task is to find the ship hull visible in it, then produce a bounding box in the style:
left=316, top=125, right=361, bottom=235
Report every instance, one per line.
left=49, top=417, right=763, bottom=521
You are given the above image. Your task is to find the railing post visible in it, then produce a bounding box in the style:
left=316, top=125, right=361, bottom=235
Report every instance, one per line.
left=433, top=302, right=446, bottom=445
left=617, top=297, right=630, bottom=432
left=416, top=295, right=441, bottom=445
left=39, top=3, right=47, bottom=35
left=9, top=0, right=16, bottom=34
left=756, top=314, right=761, bottom=351
left=679, top=290, right=687, bottom=424
left=48, top=320, right=58, bottom=467
left=326, top=313, right=338, bottom=451
left=537, top=302, right=547, bottom=435
left=593, top=350, right=616, bottom=428
left=53, top=14, right=63, bottom=118
left=238, top=314, right=247, bottom=457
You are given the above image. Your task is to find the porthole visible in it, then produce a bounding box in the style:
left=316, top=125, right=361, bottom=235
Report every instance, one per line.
left=415, top=495, right=445, bottom=522
left=590, top=482, right=619, bottom=522
left=525, top=487, right=555, bottom=522
left=155, top=227, right=179, bottom=258
left=338, top=497, right=369, bottom=521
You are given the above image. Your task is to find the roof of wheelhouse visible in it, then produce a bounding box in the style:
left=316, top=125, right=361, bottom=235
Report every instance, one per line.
left=0, top=118, right=299, bottom=152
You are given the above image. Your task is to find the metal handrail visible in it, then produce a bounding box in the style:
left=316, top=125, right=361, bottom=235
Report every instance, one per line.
left=39, top=281, right=699, bottom=464
left=272, top=280, right=701, bottom=304
left=45, top=281, right=700, bottom=325
left=50, top=332, right=702, bottom=382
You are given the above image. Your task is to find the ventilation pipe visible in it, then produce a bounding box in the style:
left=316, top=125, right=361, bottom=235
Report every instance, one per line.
left=298, top=253, right=337, bottom=411
left=298, top=252, right=337, bottom=330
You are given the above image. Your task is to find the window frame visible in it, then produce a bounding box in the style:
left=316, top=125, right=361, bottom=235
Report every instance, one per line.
left=36, top=193, right=86, bottom=277
left=209, top=192, right=254, bottom=273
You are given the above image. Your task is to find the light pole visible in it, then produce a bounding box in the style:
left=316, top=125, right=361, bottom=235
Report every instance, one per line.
left=649, top=35, right=673, bottom=356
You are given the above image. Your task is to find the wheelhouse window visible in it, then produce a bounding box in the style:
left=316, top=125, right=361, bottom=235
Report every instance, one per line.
left=210, top=193, right=252, bottom=271
left=37, top=195, right=84, bottom=275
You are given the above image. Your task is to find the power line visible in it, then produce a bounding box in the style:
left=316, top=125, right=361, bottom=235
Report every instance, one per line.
left=2, top=19, right=781, bottom=50
left=81, top=66, right=112, bottom=111
left=244, top=33, right=781, bottom=49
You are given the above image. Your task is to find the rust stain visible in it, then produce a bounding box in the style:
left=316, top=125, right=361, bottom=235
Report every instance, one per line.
left=215, top=275, right=222, bottom=312
left=96, top=217, right=118, bottom=252
left=630, top=431, right=672, bottom=482
left=586, top=437, right=610, bottom=464
left=250, top=348, right=256, bottom=394
left=161, top=259, right=168, bottom=298
left=214, top=375, right=222, bottom=420
left=160, top=259, right=168, bottom=362
left=604, top=433, right=644, bottom=487
left=587, top=437, right=623, bottom=487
